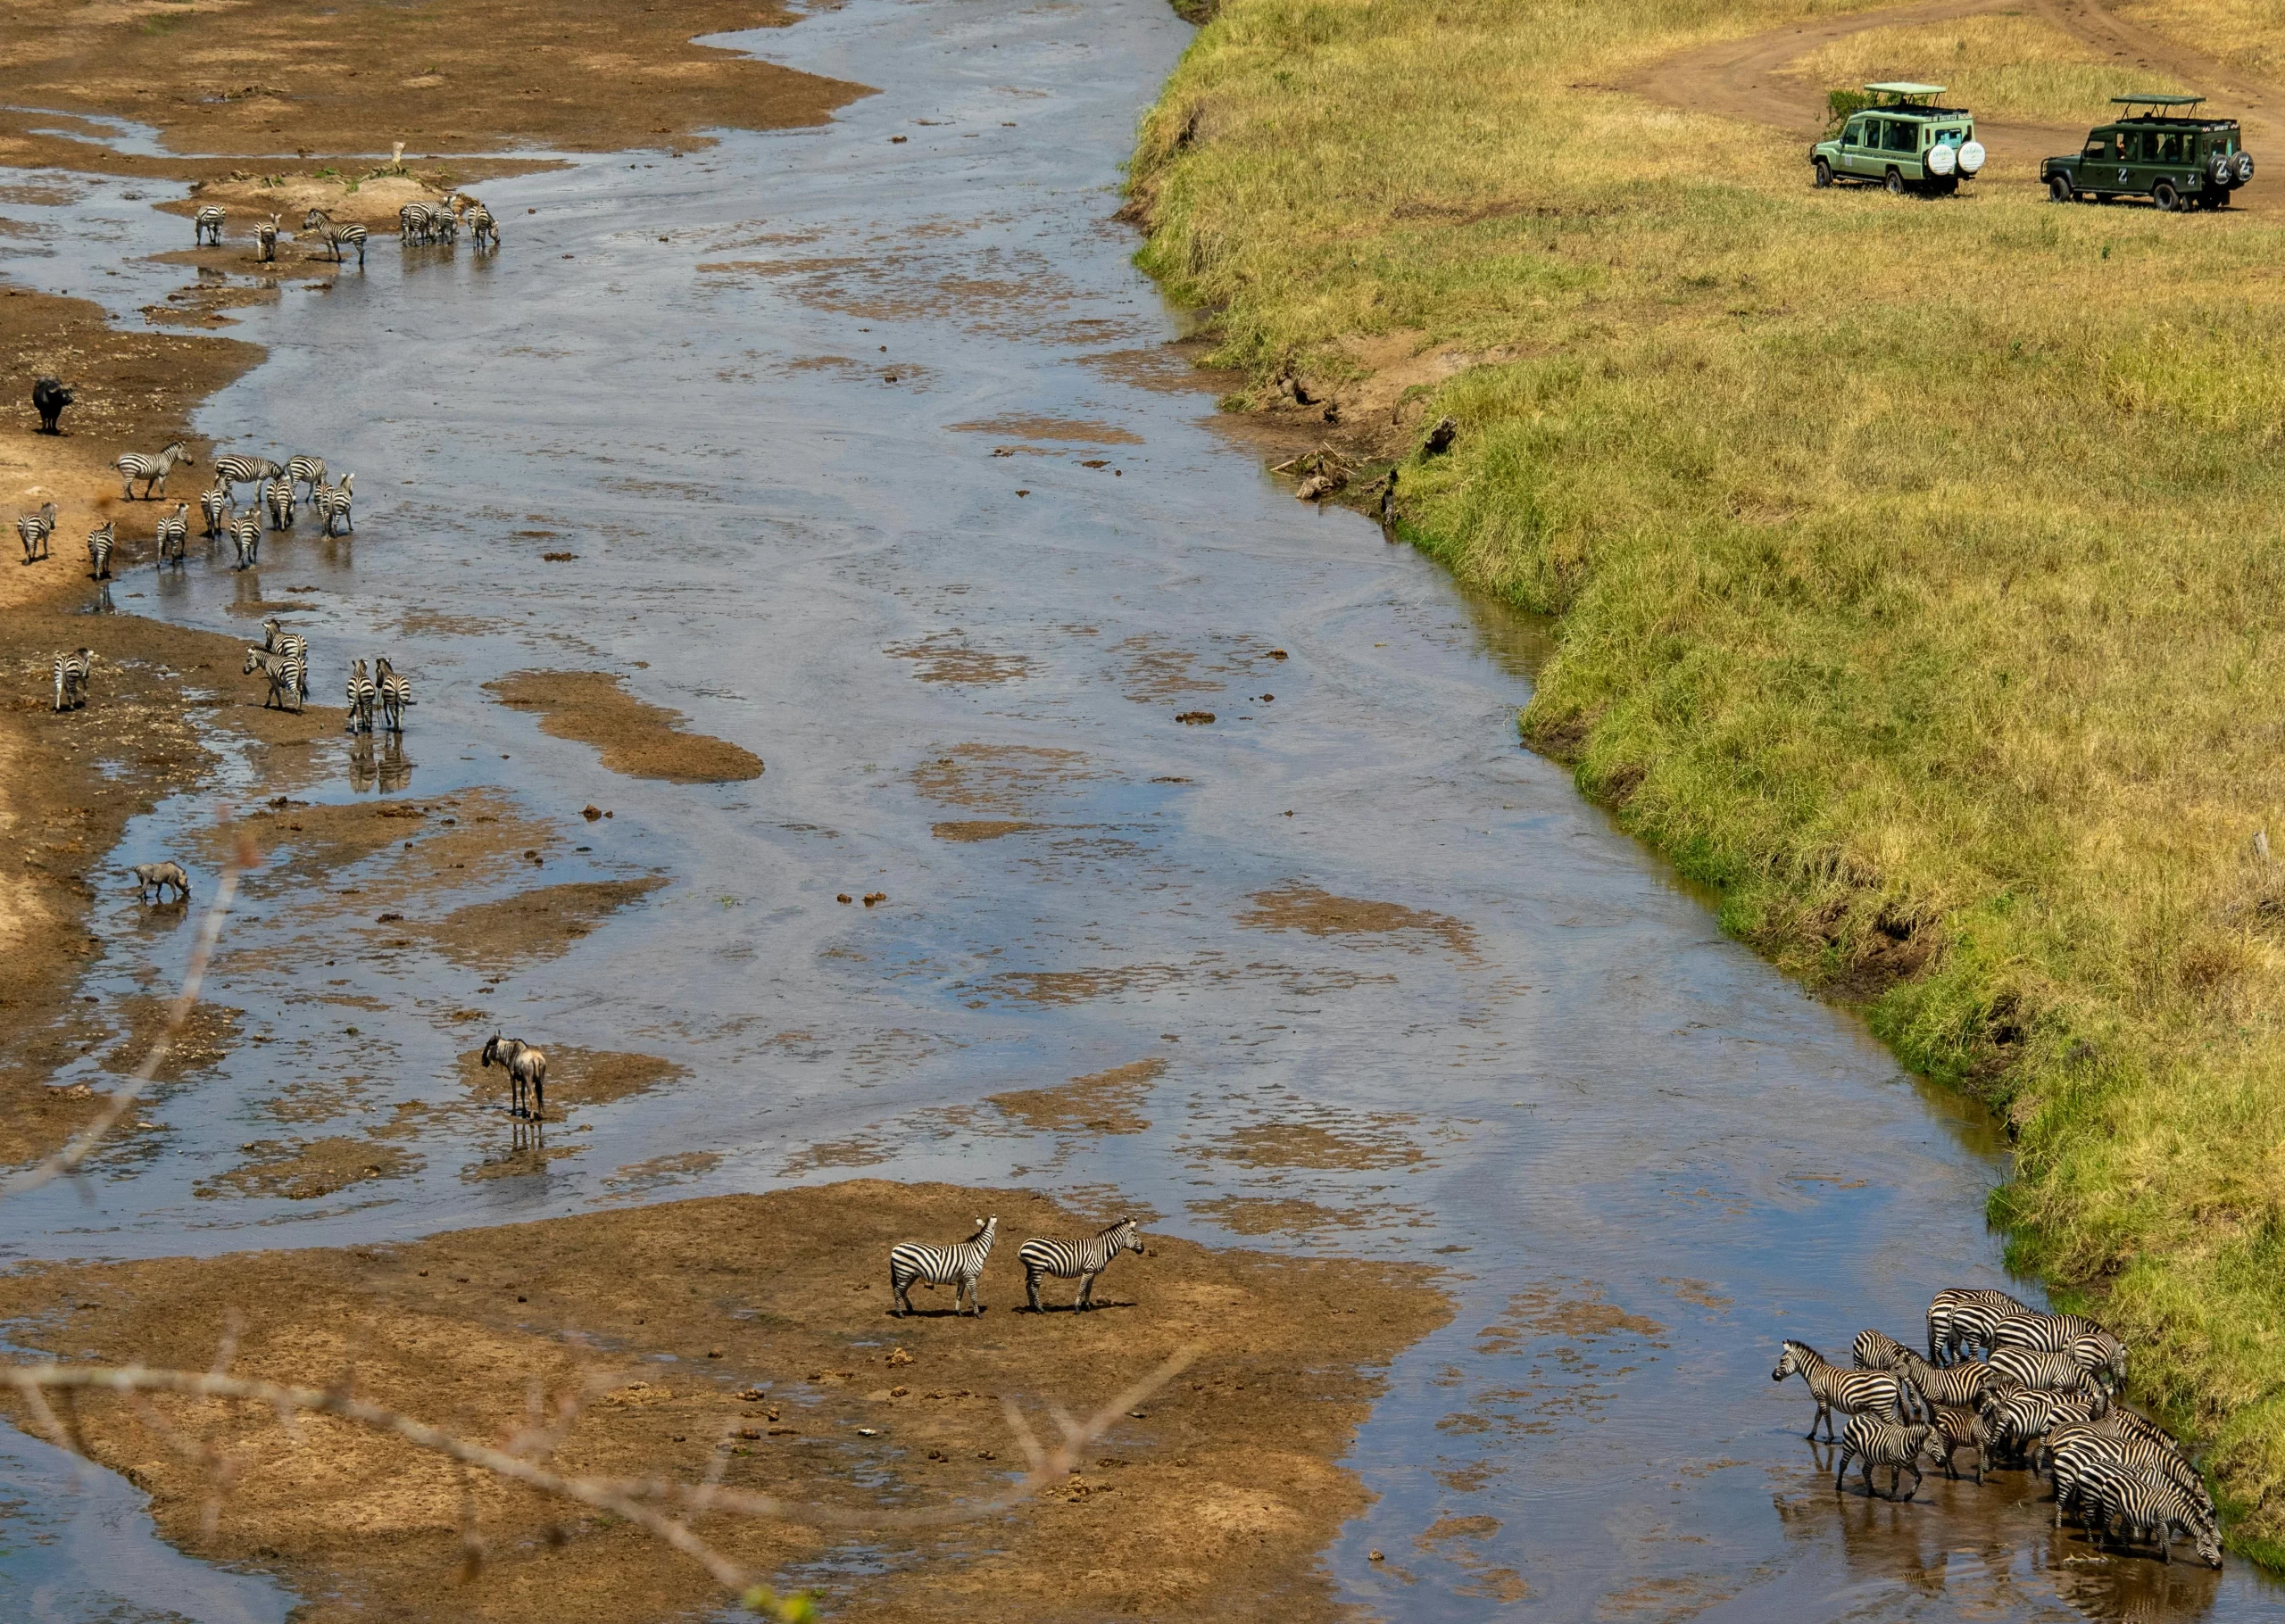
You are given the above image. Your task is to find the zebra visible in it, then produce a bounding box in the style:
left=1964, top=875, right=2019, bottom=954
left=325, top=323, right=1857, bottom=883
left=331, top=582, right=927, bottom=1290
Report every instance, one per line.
left=260, top=616, right=307, bottom=662
left=1990, top=1313, right=2127, bottom=1389
left=302, top=208, right=367, bottom=266
left=1772, top=1340, right=1913, bottom=1441
left=374, top=656, right=413, bottom=733
left=263, top=476, right=295, bottom=531
left=115, top=440, right=193, bottom=501
left=18, top=501, right=57, bottom=564
left=398, top=201, right=436, bottom=242
left=1926, top=1286, right=2030, bottom=1365
left=85, top=522, right=114, bottom=580
left=194, top=203, right=225, bottom=245
left=129, top=861, right=190, bottom=902
left=52, top=648, right=93, bottom=711
left=286, top=454, right=328, bottom=507
left=1018, top=1218, right=1143, bottom=1313
left=1851, top=1329, right=1915, bottom=1372
left=2048, top=1423, right=2214, bottom=1534
left=314, top=473, right=354, bottom=535
left=345, top=659, right=377, bottom=733
left=430, top=206, right=458, bottom=245
left=479, top=1034, right=548, bottom=1119
left=1891, top=1346, right=1998, bottom=1412
left=2072, top=1455, right=2223, bottom=1566
left=1988, top=1346, right=2106, bottom=1399
left=200, top=477, right=230, bottom=538
left=229, top=508, right=262, bottom=570
left=889, top=1216, right=997, bottom=1317
left=254, top=213, right=280, bottom=263
left=1832, top=1412, right=1938, bottom=1502
left=467, top=203, right=499, bottom=250
left=244, top=648, right=304, bottom=712
left=212, top=454, right=285, bottom=501
left=1980, top=1383, right=2107, bottom=1464
left=1927, top=1401, right=1993, bottom=1485
left=154, top=501, right=190, bottom=567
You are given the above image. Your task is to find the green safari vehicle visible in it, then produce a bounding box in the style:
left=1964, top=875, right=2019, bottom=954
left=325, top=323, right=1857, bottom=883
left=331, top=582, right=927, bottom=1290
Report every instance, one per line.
left=1810, top=84, right=1985, bottom=195
left=2040, top=95, right=2253, bottom=209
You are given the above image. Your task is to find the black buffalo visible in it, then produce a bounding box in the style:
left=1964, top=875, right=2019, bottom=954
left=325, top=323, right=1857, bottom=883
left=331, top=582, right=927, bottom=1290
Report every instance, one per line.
left=33, top=376, right=73, bottom=435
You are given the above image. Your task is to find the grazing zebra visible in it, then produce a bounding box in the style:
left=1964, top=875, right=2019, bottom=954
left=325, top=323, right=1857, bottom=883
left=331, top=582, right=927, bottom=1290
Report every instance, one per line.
left=52, top=648, right=93, bottom=711
left=479, top=1034, right=548, bottom=1119
left=1892, top=1347, right=1998, bottom=1411
left=1851, top=1329, right=1915, bottom=1372
left=254, top=212, right=280, bottom=263
left=466, top=203, right=499, bottom=249
left=286, top=454, right=328, bottom=507
left=1832, top=1413, right=1937, bottom=1501
left=302, top=208, right=368, bottom=266
left=1989, top=1346, right=2106, bottom=1399
left=345, top=659, right=378, bottom=733
left=2048, top=1423, right=2214, bottom=1533
left=154, top=502, right=190, bottom=567
left=1772, top=1341, right=1913, bottom=1441
left=200, top=477, right=230, bottom=538
left=194, top=203, right=225, bottom=245
left=1928, top=1401, right=1993, bottom=1485
left=1927, top=1287, right=2031, bottom=1365
left=314, top=473, right=354, bottom=535
left=85, top=521, right=114, bottom=580
left=1991, top=1313, right=2128, bottom=1389
left=398, top=201, right=436, bottom=242
left=244, top=648, right=304, bottom=712
left=129, top=860, right=190, bottom=902
left=229, top=508, right=262, bottom=570
left=1018, top=1218, right=1143, bottom=1313
left=263, top=476, right=295, bottom=531
left=212, top=454, right=284, bottom=501
left=2073, top=1455, right=2223, bottom=1566
left=374, top=656, right=413, bottom=733
left=18, top=501, right=57, bottom=564
left=115, top=440, right=193, bottom=501
left=889, top=1216, right=997, bottom=1317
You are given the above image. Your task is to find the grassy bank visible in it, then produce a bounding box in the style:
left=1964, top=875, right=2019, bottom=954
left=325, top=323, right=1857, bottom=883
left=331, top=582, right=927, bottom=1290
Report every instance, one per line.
left=1128, top=0, right=2285, bottom=1558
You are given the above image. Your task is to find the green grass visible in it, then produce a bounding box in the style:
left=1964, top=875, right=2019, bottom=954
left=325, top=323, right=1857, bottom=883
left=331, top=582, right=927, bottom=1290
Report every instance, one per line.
left=1130, top=0, right=2285, bottom=1554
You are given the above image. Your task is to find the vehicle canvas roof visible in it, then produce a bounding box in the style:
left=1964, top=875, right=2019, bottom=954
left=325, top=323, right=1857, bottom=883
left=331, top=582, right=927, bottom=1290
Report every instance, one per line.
left=1865, top=82, right=1946, bottom=97
left=2111, top=93, right=2204, bottom=106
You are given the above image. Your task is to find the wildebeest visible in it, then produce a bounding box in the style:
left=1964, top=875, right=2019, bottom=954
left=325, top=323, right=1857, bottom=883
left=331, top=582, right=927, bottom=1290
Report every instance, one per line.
left=481, top=1034, right=548, bottom=1120
left=33, top=376, right=73, bottom=435
left=129, top=861, right=191, bottom=903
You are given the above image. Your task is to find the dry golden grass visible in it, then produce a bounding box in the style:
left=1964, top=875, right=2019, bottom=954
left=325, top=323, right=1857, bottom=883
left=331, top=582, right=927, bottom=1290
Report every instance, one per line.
left=1133, top=0, right=2285, bottom=1562
left=2122, top=0, right=2285, bottom=79
left=1787, top=14, right=2188, bottom=122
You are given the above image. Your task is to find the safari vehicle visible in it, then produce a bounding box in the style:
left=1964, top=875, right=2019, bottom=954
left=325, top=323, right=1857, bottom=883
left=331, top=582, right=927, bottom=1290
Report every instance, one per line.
left=2040, top=95, right=2253, bottom=210
left=1810, top=84, right=1985, bottom=195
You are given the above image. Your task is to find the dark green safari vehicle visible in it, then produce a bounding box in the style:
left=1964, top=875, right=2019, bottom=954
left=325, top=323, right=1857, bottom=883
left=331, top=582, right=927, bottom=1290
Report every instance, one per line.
left=1810, top=84, right=1985, bottom=195
left=2041, top=95, right=2254, bottom=209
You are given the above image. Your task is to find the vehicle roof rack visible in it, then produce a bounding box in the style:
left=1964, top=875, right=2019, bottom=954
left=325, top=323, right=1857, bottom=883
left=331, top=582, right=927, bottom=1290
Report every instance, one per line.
left=2111, top=93, right=2205, bottom=108
left=1865, top=81, right=1946, bottom=101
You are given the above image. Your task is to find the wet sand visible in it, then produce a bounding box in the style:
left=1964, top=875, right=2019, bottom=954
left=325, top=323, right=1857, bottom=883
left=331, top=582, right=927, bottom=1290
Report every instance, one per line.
left=0, top=1181, right=1450, bottom=1624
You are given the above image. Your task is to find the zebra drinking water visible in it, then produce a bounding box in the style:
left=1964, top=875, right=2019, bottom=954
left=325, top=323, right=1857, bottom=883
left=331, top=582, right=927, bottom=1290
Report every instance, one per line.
left=345, top=659, right=377, bottom=733
left=315, top=473, right=354, bottom=536
left=212, top=454, right=284, bottom=501
left=1925, top=1287, right=2032, bottom=1365
left=229, top=508, right=262, bottom=570
left=302, top=208, right=368, bottom=266
left=114, top=440, right=193, bottom=501
left=2048, top=1424, right=2214, bottom=1534
left=479, top=1034, right=548, bottom=1119
left=1018, top=1218, right=1143, bottom=1312
left=52, top=648, right=93, bottom=711
left=17, top=501, right=56, bottom=564
left=194, top=203, right=225, bottom=245
left=1832, top=1413, right=1938, bottom=1502
left=286, top=454, right=328, bottom=507
left=1772, top=1340, right=1913, bottom=1441
left=129, top=861, right=190, bottom=903
left=889, top=1216, right=997, bottom=1317
left=85, top=522, right=114, bottom=580
left=467, top=203, right=500, bottom=249
left=2073, top=1455, right=2223, bottom=1566
left=398, top=201, right=436, bottom=242
left=154, top=502, right=190, bottom=567
left=374, top=656, right=413, bottom=733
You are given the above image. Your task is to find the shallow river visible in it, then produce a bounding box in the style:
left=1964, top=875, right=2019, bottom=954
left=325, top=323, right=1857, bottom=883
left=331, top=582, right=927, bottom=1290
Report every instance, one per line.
left=3, top=0, right=2279, bottom=1619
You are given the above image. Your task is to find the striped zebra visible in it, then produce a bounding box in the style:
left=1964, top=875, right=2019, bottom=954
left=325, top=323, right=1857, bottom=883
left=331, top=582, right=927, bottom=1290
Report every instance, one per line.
left=2048, top=1423, right=2214, bottom=1533
left=398, top=201, right=436, bottom=242
left=286, top=454, right=328, bottom=507
left=467, top=203, right=499, bottom=249
left=1832, top=1413, right=1937, bottom=1502
left=314, top=473, right=353, bottom=536
left=85, top=521, right=114, bottom=580
left=1928, top=1401, right=1992, bottom=1485
left=374, top=656, right=413, bottom=733
left=889, top=1216, right=997, bottom=1317
left=1926, top=1287, right=2030, bottom=1365
left=254, top=213, right=280, bottom=263
left=260, top=616, right=307, bottom=662
left=115, top=440, right=193, bottom=501
left=302, top=208, right=368, bottom=266
left=2073, top=1455, right=2223, bottom=1566
left=345, top=659, right=377, bottom=733
left=154, top=502, right=190, bottom=567
left=1990, top=1313, right=2127, bottom=1389
left=1851, top=1329, right=1915, bottom=1372
left=431, top=205, right=459, bottom=245
left=17, top=501, right=57, bottom=564
left=194, top=203, right=225, bottom=245
left=1981, top=1383, right=2106, bottom=1463
left=244, top=648, right=304, bottom=712
left=263, top=476, right=295, bottom=531
left=229, top=508, right=262, bottom=570
left=1989, top=1346, right=2105, bottom=1399
left=212, top=454, right=284, bottom=501
left=1772, top=1340, right=1913, bottom=1441
left=479, top=1034, right=548, bottom=1119
left=1018, top=1218, right=1143, bottom=1313
left=52, top=648, right=93, bottom=711
left=200, top=477, right=230, bottom=538
left=1892, top=1347, right=1998, bottom=1411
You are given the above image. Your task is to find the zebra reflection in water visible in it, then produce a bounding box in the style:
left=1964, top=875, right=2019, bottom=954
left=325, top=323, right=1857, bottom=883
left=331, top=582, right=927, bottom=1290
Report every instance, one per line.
left=348, top=734, right=412, bottom=795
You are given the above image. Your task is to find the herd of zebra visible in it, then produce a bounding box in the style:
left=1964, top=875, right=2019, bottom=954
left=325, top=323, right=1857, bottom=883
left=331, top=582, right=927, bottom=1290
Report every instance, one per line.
left=1774, top=1286, right=2220, bottom=1567
left=887, top=1215, right=1146, bottom=1317
left=192, top=195, right=498, bottom=266
left=241, top=615, right=412, bottom=733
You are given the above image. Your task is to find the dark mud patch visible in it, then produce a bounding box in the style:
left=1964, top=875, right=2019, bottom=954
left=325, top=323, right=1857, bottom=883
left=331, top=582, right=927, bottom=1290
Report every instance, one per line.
left=419, top=876, right=667, bottom=970
left=193, top=1135, right=420, bottom=1200
left=779, top=1133, right=894, bottom=1176
left=987, top=1057, right=1164, bottom=1135
left=599, top=1149, right=721, bottom=1197
left=1202, top=1116, right=1427, bottom=1172
left=910, top=742, right=1102, bottom=814
left=1239, top=883, right=1477, bottom=957
left=930, top=818, right=1046, bottom=841
left=0, top=1181, right=1451, bottom=1624
left=885, top=634, right=1034, bottom=685
left=98, top=998, right=241, bottom=1084
left=486, top=670, right=762, bottom=783
left=1188, top=1194, right=1427, bottom=1236
left=1477, top=1285, right=1666, bottom=1351
left=946, top=414, right=1144, bottom=444
left=456, top=1044, right=685, bottom=1115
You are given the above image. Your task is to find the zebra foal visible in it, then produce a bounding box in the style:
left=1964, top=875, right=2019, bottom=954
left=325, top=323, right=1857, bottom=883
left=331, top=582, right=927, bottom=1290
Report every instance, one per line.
left=1832, top=1413, right=1939, bottom=1502
left=18, top=501, right=57, bottom=564
left=1773, top=1340, right=1912, bottom=1441
left=1019, top=1218, right=1143, bottom=1312
left=889, top=1216, right=997, bottom=1317
left=53, top=648, right=93, bottom=711
left=115, top=440, right=192, bottom=501
left=480, top=1034, right=549, bottom=1119
left=1928, top=1402, right=1993, bottom=1485
left=1926, top=1287, right=2030, bottom=1365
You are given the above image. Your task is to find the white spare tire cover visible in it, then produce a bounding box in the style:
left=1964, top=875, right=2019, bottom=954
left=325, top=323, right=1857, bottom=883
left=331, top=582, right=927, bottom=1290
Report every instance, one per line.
left=1959, top=140, right=1986, bottom=175
left=1927, top=143, right=1957, bottom=176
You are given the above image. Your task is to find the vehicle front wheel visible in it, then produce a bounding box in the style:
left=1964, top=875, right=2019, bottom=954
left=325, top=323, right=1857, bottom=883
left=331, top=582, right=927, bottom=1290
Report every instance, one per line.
left=2153, top=179, right=2180, bottom=211
left=1814, top=158, right=1832, bottom=188
left=1885, top=168, right=1905, bottom=195
left=2048, top=174, right=2074, bottom=203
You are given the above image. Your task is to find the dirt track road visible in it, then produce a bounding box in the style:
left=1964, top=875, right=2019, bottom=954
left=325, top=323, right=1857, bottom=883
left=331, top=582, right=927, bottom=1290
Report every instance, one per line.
left=1624, top=0, right=2284, bottom=209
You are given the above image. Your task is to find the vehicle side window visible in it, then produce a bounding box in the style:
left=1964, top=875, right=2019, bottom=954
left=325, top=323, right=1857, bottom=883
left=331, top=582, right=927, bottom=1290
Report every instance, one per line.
left=2083, top=139, right=2106, bottom=159
left=1843, top=118, right=1865, bottom=145
left=1889, top=120, right=1915, bottom=152
left=2111, top=132, right=2128, bottom=161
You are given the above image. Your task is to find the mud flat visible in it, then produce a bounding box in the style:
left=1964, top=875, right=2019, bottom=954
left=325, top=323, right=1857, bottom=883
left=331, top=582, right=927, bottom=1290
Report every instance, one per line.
left=0, top=1181, right=1449, bottom=1622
